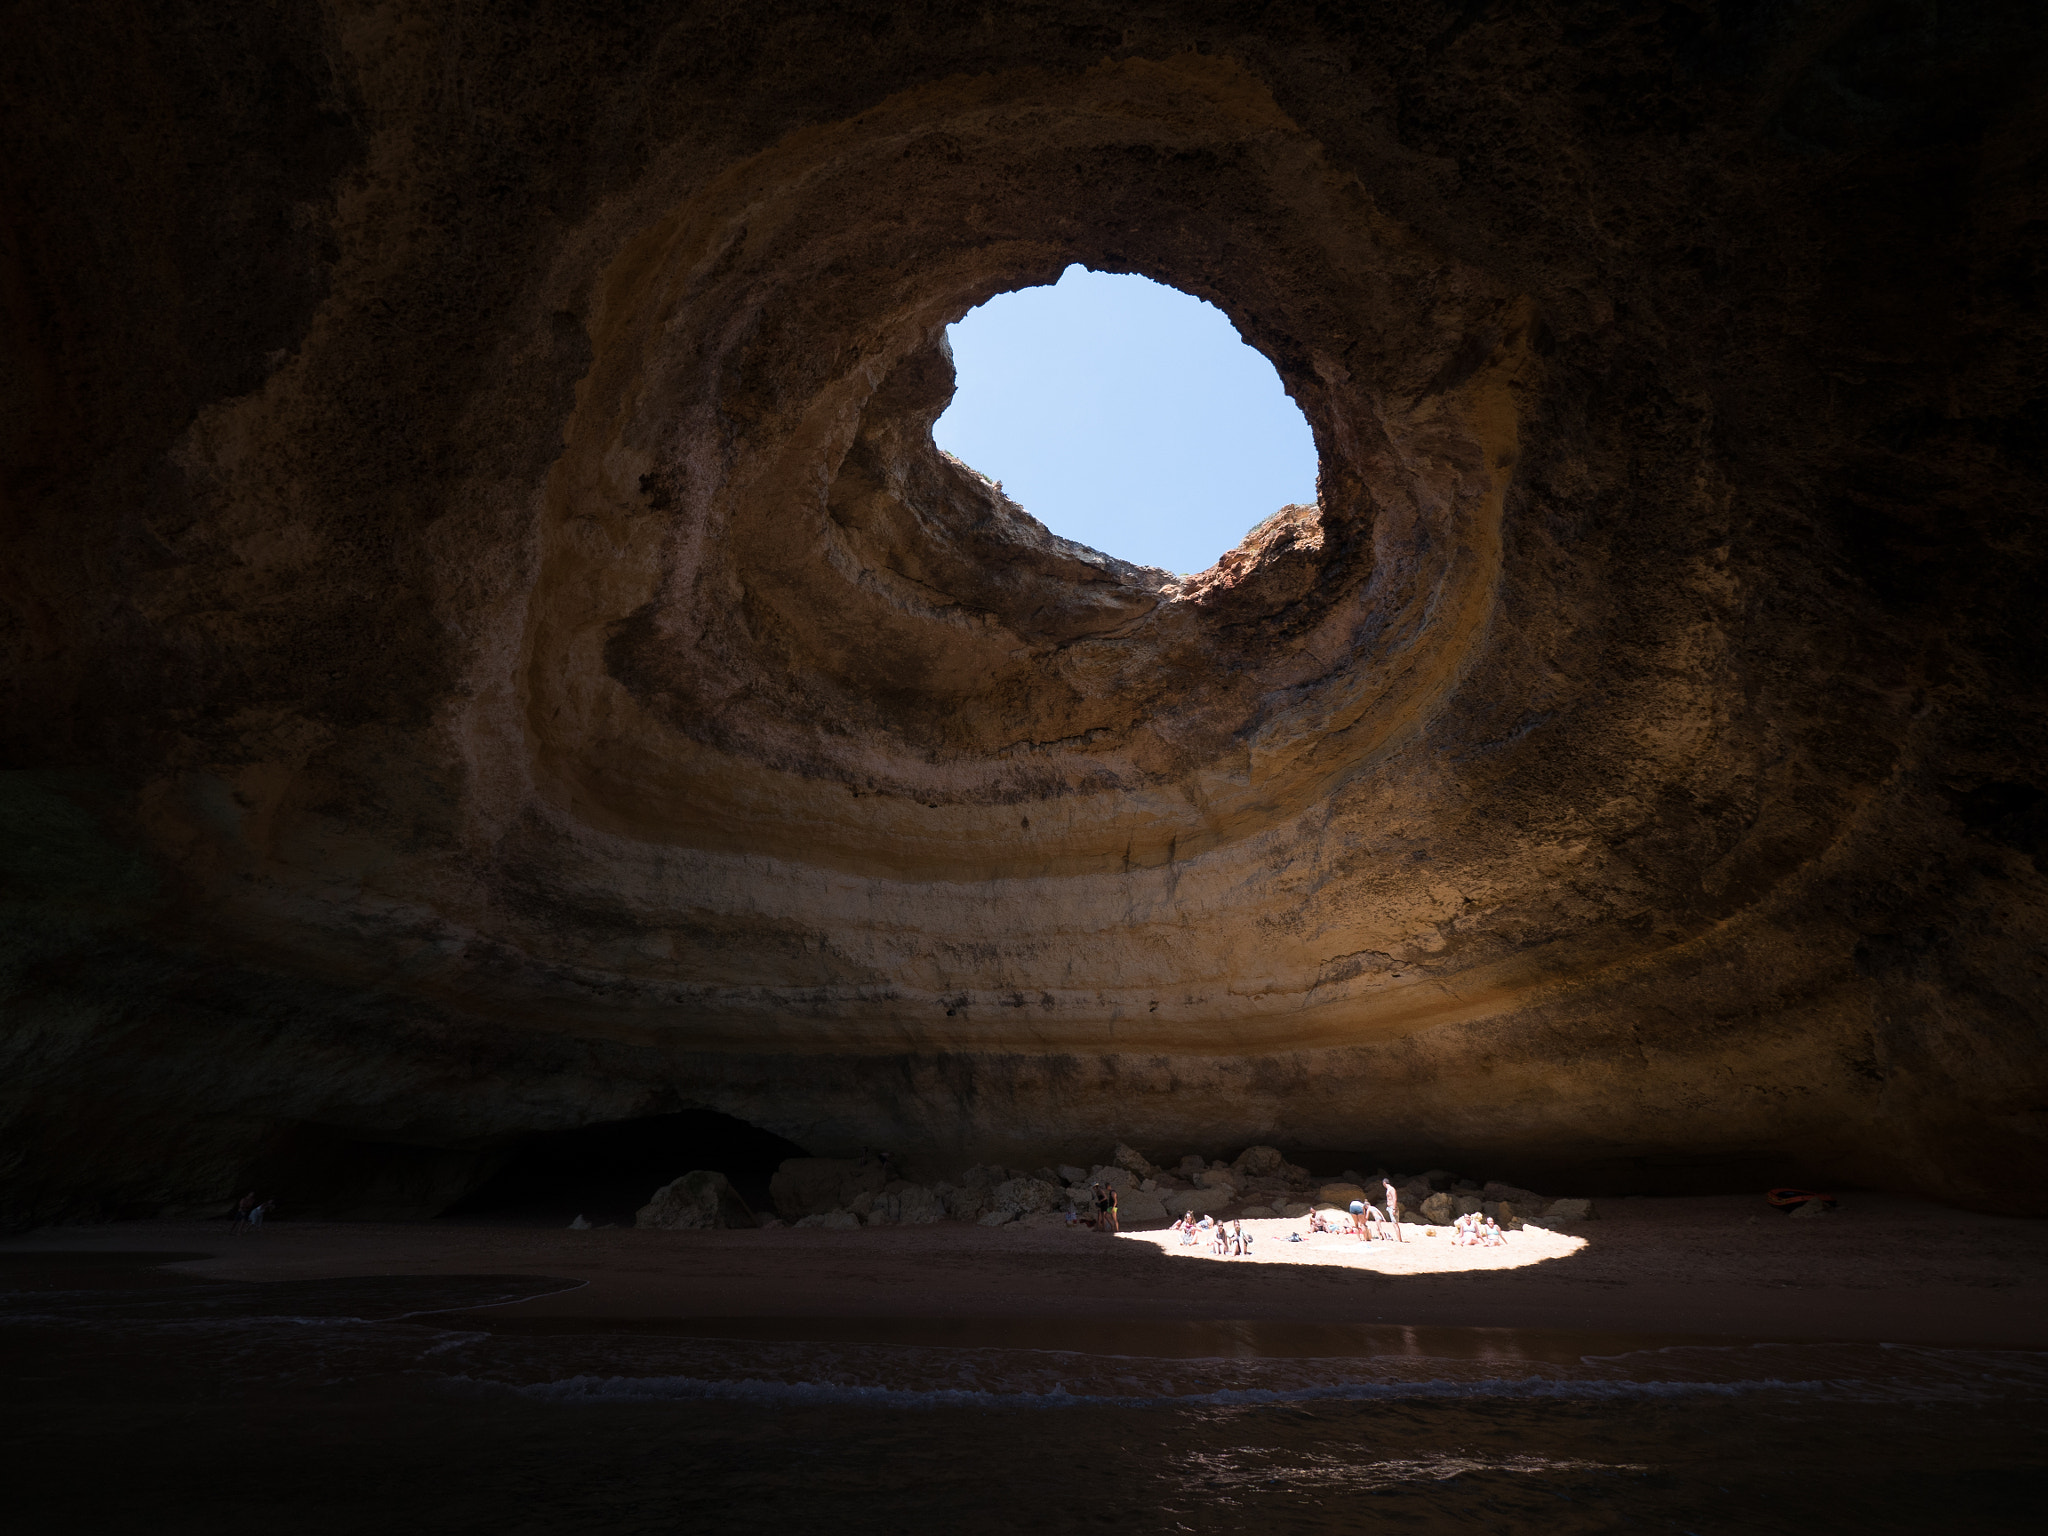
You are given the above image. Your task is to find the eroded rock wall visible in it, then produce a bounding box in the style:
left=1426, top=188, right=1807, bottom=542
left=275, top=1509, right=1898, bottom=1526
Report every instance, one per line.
left=3, top=2, right=2044, bottom=1221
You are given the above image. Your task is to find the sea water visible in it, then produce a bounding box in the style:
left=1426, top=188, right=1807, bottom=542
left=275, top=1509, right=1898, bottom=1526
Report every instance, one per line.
left=4, top=1252, right=2043, bottom=1533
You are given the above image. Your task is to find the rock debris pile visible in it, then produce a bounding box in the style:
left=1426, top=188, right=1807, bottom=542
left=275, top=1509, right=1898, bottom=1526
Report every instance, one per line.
left=636, top=1147, right=1598, bottom=1232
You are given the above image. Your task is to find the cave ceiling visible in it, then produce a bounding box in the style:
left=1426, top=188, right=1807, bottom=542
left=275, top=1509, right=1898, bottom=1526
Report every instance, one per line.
left=2, top=1, right=2044, bottom=1220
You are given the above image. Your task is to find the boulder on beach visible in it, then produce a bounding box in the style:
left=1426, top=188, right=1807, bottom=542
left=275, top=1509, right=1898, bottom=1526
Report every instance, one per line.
left=1318, top=1182, right=1368, bottom=1208
left=1116, top=1191, right=1169, bottom=1225
left=1240, top=1204, right=1277, bottom=1218
left=1113, top=1143, right=1159, bottom=1179
left=1232, top=1145, right=1284, bottom=1177
left=635, top=1170, right=757, bottom=1229
left=864, top=1183, right=944, bottom=1226
left=769, top=1157, right=885, bottom=1219
left=989, top=1176, right=1060, bottom=1218
left=1544, top=1198, right=1595, bottom=1221
left=935, top=1182, right=986, bottom=1222
left=1419, top=1192, right=1455, bottom=1224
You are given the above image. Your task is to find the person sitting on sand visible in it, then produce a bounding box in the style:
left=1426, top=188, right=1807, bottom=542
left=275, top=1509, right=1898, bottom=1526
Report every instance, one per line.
left=1239, top=1221, right=1254, bottom=1255
left=1383, top=1178, right=1407, bottom=1242
left=1179, top=1212, right=1200, bottom=1246
left=1483, top=1216, right=1507, bottom=1246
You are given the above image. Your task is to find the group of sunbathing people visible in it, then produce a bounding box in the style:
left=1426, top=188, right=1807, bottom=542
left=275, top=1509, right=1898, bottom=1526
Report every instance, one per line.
left=1307, top=1198, right=1510, bottom=1245
left=1175, top=1173, right=1514, bottom=1250
left=1078, top=1173, right=1513, bottom=1251
left=1169, top=1212, right=1257, bottom=1255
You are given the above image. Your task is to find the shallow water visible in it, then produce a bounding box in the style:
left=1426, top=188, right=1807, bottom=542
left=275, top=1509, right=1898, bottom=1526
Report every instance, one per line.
left=5, top=1252, right=2044, bottom=1533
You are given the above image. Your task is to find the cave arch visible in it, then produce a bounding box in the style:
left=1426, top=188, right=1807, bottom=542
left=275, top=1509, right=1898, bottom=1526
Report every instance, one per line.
left=446, top=1110, right=809, bottom=1225
left=525, top=57, right=1531, bottom=877
left=5, top=5, right=2043, bottom=1222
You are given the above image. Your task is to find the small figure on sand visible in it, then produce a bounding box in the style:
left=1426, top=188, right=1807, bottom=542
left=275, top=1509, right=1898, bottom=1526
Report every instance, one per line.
left=1096, top=1182, right=1119, bottom=1235
left=247, top=1196, right=273, bottom=1231
left=231, top=1191, right=257, bottom=1234
left=1383, top=1177, right=1407, bottom=1241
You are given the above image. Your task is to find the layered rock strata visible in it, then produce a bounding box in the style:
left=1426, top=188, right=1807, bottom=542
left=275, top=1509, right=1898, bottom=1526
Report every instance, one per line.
left=3, top=3, right=2045, bottom=1221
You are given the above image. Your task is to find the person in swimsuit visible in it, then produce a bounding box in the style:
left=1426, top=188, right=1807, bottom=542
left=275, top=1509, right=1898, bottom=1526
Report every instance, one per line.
left=1383, top=1178, right=1407, bottom=1241
left=1099, top=1184, right=1119, bottom=1235
left=231, top=1191, right=256, bottom=1234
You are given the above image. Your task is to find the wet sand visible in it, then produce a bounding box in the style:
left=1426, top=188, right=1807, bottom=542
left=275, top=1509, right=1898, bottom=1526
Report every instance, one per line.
left=6, top=1192, right=2045, bottom=1347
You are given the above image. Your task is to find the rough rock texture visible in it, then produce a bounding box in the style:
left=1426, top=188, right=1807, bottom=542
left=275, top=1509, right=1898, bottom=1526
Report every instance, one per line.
left=3, top=3, right=2046, bottom=1223
left=768, top=1158, right=887, bottom=1220
left=635, top=1169, right=754, bottom=1230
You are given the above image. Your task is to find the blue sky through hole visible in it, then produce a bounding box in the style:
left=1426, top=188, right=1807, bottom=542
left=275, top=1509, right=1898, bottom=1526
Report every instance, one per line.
left=932, top=265, right=1318, bottom=576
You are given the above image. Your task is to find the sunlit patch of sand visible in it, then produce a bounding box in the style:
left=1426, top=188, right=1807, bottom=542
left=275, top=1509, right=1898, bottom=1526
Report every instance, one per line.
left=1121, top=1217, right=1586, bottom=1273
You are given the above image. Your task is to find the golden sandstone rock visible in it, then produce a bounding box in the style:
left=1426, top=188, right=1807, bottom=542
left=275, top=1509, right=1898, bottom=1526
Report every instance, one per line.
left=2, top=4, right=2044, bottom=1222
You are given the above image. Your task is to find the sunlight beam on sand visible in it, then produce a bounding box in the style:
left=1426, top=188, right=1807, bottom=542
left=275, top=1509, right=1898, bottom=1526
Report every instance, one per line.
left=1121, top=1217, right=1587, bottom=1274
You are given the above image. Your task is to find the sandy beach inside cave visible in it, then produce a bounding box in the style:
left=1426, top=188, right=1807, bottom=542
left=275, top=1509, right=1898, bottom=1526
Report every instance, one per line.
left=9, top=1193, right=2046, bottom=1349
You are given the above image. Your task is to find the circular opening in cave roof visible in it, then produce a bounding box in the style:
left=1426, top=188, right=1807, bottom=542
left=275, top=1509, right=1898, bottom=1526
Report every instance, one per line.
left=932, top=265, right=1318, bottom=577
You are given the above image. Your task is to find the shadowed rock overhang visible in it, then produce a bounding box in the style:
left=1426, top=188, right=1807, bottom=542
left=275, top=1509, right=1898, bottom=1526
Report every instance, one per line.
left=2, top=1, right=2044, bottom=1222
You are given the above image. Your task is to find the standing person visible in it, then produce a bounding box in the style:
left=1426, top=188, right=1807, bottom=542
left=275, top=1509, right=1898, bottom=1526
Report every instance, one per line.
left=1349, top=1199, right=1369, bottom=1241
left=247, top=1196, right=272, bottom=1231
left=231, top=1191, right=257, bottom=1234
left=1383, top=1178, right=1407, bottom=1241
left=1101, top=1183, right=1119, bottom=1235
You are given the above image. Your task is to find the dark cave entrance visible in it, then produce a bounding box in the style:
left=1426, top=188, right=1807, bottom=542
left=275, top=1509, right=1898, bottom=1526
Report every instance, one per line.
left=442, top=1110, right=809, bottom=1227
